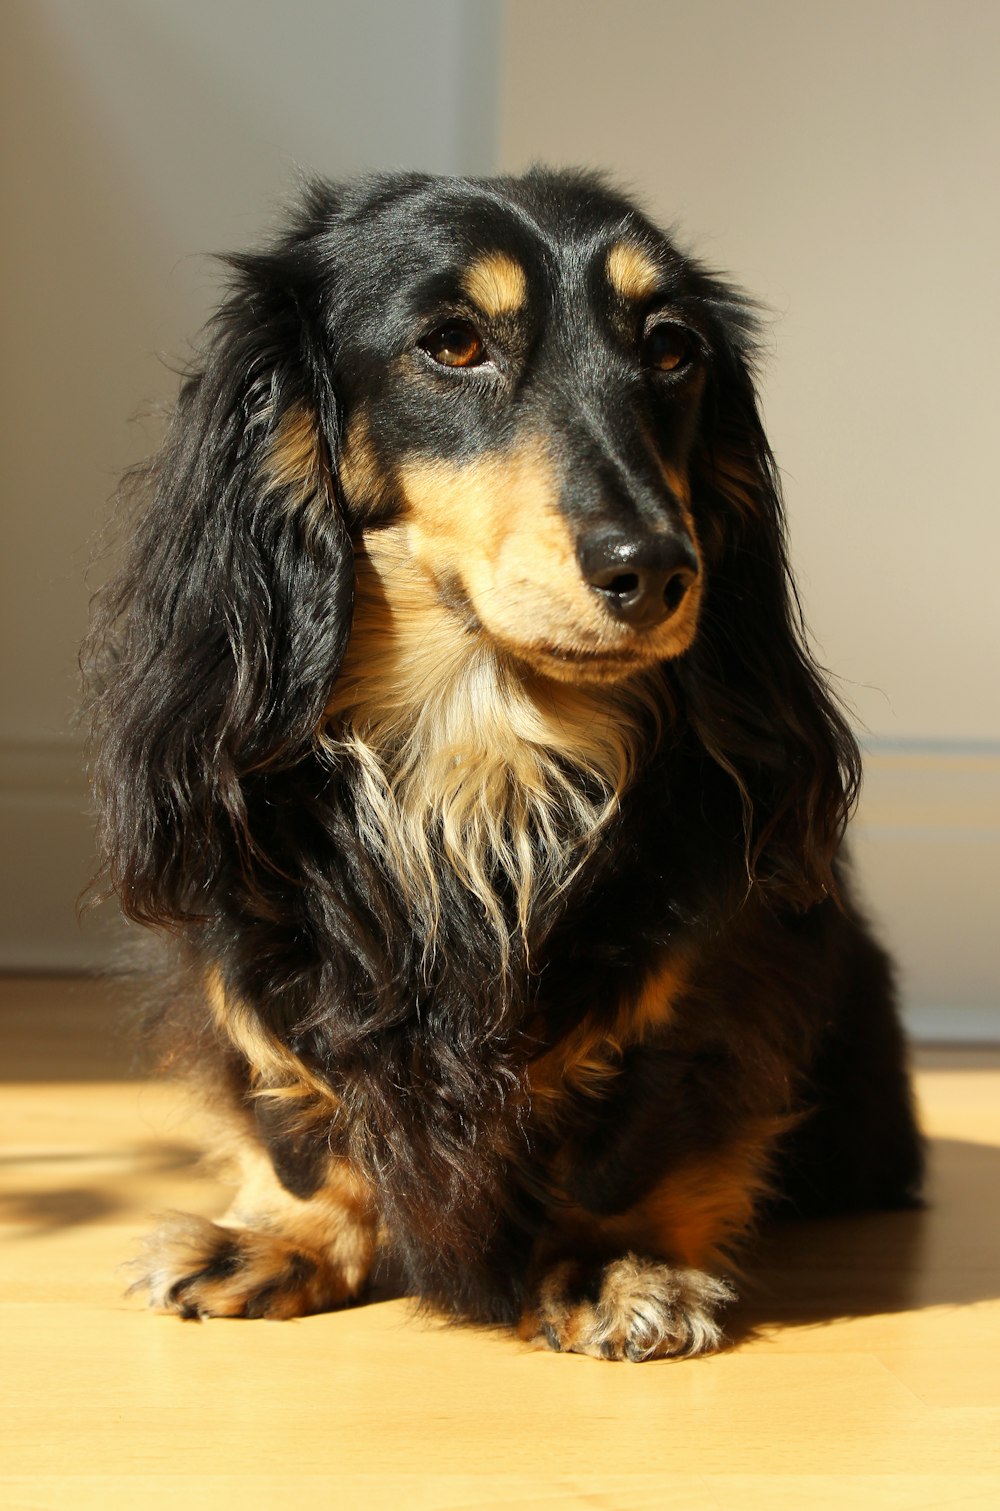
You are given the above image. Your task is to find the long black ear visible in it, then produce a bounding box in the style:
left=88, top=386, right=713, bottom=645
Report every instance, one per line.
left=85, top=243, right=352, bottom=928
left=680, top=293, right=861, bottom=909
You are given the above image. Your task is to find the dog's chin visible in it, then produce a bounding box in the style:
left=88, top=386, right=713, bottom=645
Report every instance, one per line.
left=512, top=644, right=660, bottom=686
left=490, top=627, right=697, bottom=687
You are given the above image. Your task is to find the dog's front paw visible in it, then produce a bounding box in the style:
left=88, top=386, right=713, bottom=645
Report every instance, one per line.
left=521, top=1253, right=736, bottom=1360
left=129, top=1212, right=357, bottom=1320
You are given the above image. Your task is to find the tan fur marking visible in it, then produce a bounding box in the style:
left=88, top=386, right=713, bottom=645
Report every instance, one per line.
left=462, top=251, right=528, bottom=317
left=264, top=403, right=324, bottom=503
left=659, top=461, right=692, bottom=508
left=131, top=1138, right=379, bottom=1319
left=320, top=433, right=699, bottom=961
left=206, top=968, right=333, bottom=1108
left=713, top=447, right=764, bottom=517
left=261, top=402, right=337, bottom=543
left=222, top=1146, right=378, bottom=1298
left=396, top=437, right=699, bottom=676
left=606, top=241, right=660, bottom=302
left=338, top=408, right=387, bottom=512
left=527, top=954, right=686, bottom=1114
left=564, top=1117, right=791, bottom=1269
left=527, top=1021, right=624, bottom=1109
left=322, top=525, right=661, bottom=959
left=527, top=955, right=687, bottom=1117
left=626, top=955, right=686, bottom=1037
left=400, top=438, right=581, bottom=650
left=130, top=1050, right=378, bottom=1321
left=524, top=1259, right=589, bottom=1349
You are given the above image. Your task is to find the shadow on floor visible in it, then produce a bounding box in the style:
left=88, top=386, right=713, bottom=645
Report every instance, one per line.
left=0, top=1140, right=200, bottom=1236
left=729, top=1135, right=1000, bottom=1336
left=372, top=1135, right=1000, bottom=1328
left=4, top=1131, right=998, bottom=1330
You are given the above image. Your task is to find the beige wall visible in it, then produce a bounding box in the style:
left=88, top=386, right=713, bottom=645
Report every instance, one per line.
left=0, top=0, right=501, bottom=968
left=499, top=0, right=999, bottom=1032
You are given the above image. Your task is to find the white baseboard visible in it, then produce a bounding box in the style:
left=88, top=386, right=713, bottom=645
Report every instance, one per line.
left=901, top=1003, right=1000, bottom=1043
left=0, top=737, right=128, bottom=971
left=852, top=742, right=1000, bottom=1039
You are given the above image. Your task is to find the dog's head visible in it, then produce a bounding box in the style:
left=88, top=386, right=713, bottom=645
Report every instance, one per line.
left=300, top=172, right=714, bottom=684
left=87, top=170, right=859, bottom=926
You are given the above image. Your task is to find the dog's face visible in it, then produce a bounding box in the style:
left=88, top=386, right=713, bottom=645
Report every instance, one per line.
left=297, top=176, right=717, bottom=685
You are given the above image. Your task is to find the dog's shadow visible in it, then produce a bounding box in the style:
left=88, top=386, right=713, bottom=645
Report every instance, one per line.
left=371, top=1136, right=1000, bottom=1337
left=728, top=1136, right=1000, bottom=1340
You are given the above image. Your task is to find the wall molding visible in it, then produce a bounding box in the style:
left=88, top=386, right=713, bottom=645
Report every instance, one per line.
left=857, top=742, right=1000, bottom=832
left=0, top=735, right=90, bottom=798
left=849, top=741, right=999, bottom=1041
left=0, top=734, right=123, bottom=971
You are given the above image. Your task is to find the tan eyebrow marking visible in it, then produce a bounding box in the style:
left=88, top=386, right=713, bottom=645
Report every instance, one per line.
left=462, top=252, right=528, bottom=317
left=606, top=241, right=660, bottom=302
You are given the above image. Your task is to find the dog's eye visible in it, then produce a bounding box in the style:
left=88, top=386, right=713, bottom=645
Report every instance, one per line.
left=643, top=324, right=695, bottom=374
left=421, top=320, right=487, bottom=369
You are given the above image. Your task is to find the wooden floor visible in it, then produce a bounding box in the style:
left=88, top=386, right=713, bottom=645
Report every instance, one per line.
left=1, top=976, right=999, bottom=1510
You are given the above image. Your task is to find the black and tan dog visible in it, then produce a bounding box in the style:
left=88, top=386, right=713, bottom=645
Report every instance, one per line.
left=86, top=169, right=922, bottom=1359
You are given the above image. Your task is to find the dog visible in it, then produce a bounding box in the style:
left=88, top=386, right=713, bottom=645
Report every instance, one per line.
left=85, top=168, right=923, bottom=1359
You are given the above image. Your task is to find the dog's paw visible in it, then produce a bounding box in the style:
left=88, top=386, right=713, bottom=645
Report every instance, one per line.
left=521, top=1253, right=736, bottom=1360
left=128, top=1212, right=357, bottom=1320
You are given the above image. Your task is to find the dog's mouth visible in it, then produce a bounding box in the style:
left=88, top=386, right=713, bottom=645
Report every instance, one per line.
left=539, top=643, right=639, bottom=663
left=529, top=641, right=649, bottom=671
left=440, top=588, right=670, bottom=682
left=509, top=636, right=688, bottom=685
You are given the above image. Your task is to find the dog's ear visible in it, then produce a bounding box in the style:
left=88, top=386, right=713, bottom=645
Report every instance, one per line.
left=86, top=241, right=352, bottom=927
left=681, top=299, right=861, bottom=909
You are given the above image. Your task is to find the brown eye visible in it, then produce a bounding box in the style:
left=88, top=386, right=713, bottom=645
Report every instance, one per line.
left=643, top=323, right=695, bottom=373
left=421, top=320, right=486, bottom=368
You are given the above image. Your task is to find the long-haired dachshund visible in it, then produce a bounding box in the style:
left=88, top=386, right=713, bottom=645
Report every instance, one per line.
left=85, top=169, right=922, bottom=1359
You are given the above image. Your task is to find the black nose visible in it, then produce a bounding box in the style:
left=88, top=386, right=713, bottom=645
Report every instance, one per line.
left=578, top=527, right=699, bottom=629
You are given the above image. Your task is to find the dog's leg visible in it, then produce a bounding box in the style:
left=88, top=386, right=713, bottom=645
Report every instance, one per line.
left=131, top=1141, right=379, bottom=1321
left=520, top=1126, right=782, bottom=1359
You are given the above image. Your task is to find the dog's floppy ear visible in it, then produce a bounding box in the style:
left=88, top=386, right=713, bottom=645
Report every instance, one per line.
left=681, top=296, right=861, bottom=909
left=86, top=241, right=352, bottom=928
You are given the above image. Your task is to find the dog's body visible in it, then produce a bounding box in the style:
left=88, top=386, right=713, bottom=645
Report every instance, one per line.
left=86, top=170, right=922, bottom=1359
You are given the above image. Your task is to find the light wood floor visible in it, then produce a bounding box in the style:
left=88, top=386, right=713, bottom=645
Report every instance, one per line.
left=1, top=976, right=999, bottom=1510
